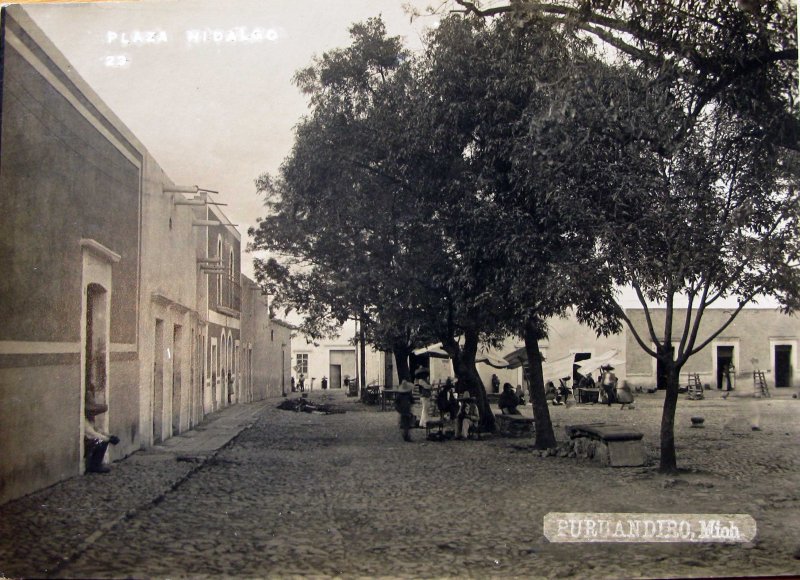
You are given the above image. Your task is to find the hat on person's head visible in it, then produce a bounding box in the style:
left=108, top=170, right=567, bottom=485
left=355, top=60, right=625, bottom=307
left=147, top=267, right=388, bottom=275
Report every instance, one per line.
left=601, top=365, right=614, bottom=371
left=398, top=380, right=414, bottom=393
left=459, top=391, right=473, bottom=400
left=414, top=366, right=430, bottom=378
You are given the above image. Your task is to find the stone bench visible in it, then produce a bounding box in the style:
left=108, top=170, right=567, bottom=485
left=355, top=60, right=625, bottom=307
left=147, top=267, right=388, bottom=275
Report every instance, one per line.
left=495, top=414, right=535, bottom=438
left=565, top=423, right=645, bottom=467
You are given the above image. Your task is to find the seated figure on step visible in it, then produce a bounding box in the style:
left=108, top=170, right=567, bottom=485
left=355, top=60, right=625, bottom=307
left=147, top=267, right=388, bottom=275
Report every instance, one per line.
left=84, top=394, right=120, bottom=474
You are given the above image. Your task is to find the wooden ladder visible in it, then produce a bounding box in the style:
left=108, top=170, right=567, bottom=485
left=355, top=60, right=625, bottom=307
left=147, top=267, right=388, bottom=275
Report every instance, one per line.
left=753, top=370, right=771, bottom=398
left=687, top=373, right=704, bottom=400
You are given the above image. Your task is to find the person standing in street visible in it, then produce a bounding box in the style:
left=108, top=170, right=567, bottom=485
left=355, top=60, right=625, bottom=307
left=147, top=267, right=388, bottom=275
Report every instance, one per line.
left=723, top=363, right=735, bottom=398
left=415, top=367, right=432, bottom=429
left=601, top=366, right=617, bottom=406
left=491, top=373, right=501, bottom=394
left=395, top=380, right=415, bottom=442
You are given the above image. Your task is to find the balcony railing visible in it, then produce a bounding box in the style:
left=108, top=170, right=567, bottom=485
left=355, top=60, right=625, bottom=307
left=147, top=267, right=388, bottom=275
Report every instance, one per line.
left=215, top=274, right=241, bottom=313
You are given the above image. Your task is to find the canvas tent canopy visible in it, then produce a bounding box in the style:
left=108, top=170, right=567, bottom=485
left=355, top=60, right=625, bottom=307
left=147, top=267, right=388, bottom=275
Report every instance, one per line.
left=412, top=343, right=510, bottom=369
left=575, top=350, right=626, bottom=377
left=503, top=348, right=625, bottom=383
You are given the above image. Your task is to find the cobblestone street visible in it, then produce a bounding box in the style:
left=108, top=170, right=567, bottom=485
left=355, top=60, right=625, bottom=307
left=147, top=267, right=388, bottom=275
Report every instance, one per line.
left=1, top=389, right=799, bottom=579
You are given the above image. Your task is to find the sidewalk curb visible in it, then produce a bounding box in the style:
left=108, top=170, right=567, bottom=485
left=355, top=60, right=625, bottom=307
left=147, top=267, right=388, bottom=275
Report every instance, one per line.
left=47, top=400, right=270, bottom=578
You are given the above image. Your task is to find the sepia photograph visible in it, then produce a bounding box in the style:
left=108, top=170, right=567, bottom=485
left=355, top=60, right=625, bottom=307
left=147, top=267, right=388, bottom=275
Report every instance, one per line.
left=0, top=0, right=798, bottom=577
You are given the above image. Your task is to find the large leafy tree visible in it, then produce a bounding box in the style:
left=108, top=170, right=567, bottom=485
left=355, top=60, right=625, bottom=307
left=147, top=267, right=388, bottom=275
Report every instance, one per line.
left=251, top=18, right=509, bottom=425
left=417, top=15, right=625, bottom=447
left=250, top=19, right=429, bottom=387
left=446, top=0, right=800, bottom=471
left=450, top=0, right=798, bottom=151
left=518, top=52, right=800, bottom=471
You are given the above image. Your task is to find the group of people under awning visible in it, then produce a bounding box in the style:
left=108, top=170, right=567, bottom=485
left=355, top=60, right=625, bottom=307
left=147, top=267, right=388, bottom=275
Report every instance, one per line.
left=393, top=367, right=482, bottom=442
left=544, top=364, right=634, bottom=407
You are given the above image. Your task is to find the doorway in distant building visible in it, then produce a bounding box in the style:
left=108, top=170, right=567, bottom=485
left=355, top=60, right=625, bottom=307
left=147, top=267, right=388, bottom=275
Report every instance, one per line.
left=716, top=345, right=734, bottom=390
left=330, top=349, right=356, bottom=387
left=153, top=319, right=165, bottom=444
left=775, top=345, right=792, bottom=388
left=210, top=339, right=218, bottom=412
left=384, top=351, right=395, bottom=389
left=172, top=324, right=182, bottom=436
left=330, top=364, right=342, bottom=389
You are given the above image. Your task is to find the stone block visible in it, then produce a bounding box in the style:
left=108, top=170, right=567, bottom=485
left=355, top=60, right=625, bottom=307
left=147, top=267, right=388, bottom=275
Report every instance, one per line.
left=606, top=439, right=645, bottom=467
left=495, top=414, right=535, bottom=438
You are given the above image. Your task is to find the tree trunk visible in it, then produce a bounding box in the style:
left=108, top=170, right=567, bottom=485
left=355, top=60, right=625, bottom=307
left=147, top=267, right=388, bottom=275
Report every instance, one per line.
left=393, top=342, right=412, bottom=382
left=656, top=343, right=674, bottom=390
left=442, top=330, right=496, bottom=433
left=524, top=319, right=557, bottom=449
left=659, top=360, right=682, bottom=473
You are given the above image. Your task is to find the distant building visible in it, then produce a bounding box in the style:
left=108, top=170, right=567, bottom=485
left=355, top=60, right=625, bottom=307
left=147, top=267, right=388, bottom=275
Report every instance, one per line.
left=291, top=321, right=391, bottom=391
left=240, top=276, right=292, bottom=399
left=506, top=308, right=800, bottom=392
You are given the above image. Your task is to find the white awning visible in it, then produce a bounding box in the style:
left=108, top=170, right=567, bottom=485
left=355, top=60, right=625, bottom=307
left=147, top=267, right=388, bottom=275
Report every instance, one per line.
left=576, top=350, right=626, bottom=376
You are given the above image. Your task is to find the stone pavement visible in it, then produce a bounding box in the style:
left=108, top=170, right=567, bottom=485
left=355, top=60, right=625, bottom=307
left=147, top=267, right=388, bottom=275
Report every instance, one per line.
left=0, top=398, right=271, bottom=579
left=0, top=388, right=799, bottom=579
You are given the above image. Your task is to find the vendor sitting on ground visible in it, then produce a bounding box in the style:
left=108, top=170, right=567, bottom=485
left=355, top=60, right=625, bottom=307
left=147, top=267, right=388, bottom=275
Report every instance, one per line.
left=545, top=381, right=558, bottom=404
left=515, top=384, right=525, bottom=406
left=84, top=402, right=120, bottom=474
left=437, top=378, right=458, bottom=421
left=456, top=391, right=480, bottom=440
left=498, top=382, right=521, bottom=415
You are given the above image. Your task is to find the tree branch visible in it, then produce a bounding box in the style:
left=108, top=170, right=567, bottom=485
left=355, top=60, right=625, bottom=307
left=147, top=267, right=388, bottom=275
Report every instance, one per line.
left=615, top=302, right=658, bottom=358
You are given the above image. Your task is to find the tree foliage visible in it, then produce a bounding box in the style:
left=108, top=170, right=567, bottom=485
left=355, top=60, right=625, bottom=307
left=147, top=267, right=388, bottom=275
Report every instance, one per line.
left=489, top=16, right=800, bottom=469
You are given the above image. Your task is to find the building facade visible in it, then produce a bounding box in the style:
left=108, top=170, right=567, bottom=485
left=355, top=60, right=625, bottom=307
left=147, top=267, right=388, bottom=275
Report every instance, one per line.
left=291, top=320, right=391, bottom=391
left=0, top=7, right=144, bottom=502
left=0, top=7, right=287, bottom=504
left=240, top=275, right=292, bottom=399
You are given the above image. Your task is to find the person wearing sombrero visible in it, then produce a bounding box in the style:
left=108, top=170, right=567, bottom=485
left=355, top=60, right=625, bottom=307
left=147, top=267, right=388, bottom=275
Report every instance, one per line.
left=83, top=396, right=120, bottom=474
left=395, top=380, right=415, bottom=442
left=600, top=365, right=618, bottom=406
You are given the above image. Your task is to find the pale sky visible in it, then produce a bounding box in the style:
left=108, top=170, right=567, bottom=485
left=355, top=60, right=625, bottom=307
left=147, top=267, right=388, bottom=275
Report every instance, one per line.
left=23, top=0, right=442, bottom=279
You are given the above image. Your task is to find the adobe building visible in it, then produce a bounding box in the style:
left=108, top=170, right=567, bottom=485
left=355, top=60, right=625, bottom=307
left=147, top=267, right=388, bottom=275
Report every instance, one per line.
left=625, top=307, right=800, bottom=392
left=0, top=7, right=145, bottom=502
left=240, top=275, right=292, bottom=399
left=506, top=307, right=800, bottom=393
left=291, top=320, right=392, bottom=391
left=0, top=7, right=287, bottom=504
